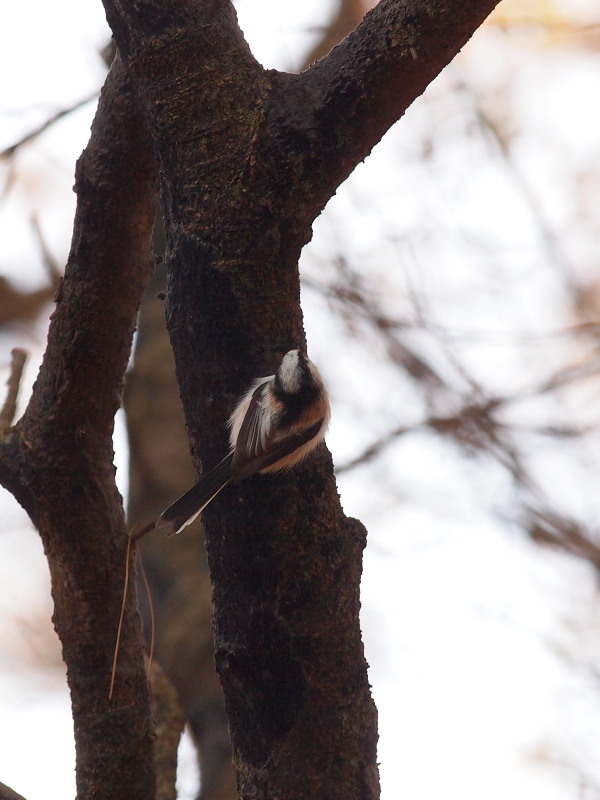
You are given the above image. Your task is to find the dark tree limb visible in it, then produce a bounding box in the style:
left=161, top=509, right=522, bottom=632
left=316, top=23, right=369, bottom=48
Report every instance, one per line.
left=0, top=55, right=158, bottom=800
left=297, top=0, right=502, bottom=207
left=99, top=1, right=502, bottom=797
left=127, top=2, right=385, bottom=795
left=0, top=782, right=28, bottom=800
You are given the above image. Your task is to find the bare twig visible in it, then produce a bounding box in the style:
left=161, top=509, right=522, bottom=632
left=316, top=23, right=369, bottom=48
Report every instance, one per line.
left=110, top=522, right=157, bottom=699
left=0, top=348, right=27, bottom=429
left=454, top=71, right=579, bottom=294
left=336, top=424, right=412, bottom=473
left=0, top=92, right=98, bottom=161
left=110, top=533, right=136, bottom=701
left=130, top=519, right=157, bottom=543
left=304, top=267, right=447, bottom=391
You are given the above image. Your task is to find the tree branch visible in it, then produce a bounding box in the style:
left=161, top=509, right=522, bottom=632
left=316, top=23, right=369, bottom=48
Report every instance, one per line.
left=0, top=55, right=159, bottom=800
left=99, top=2, right=504, bottom=797
left=296, top=0, right=502, bottom=208
left=0, top=782, right=28, bottom=800
left=0, top=93, right=98, bottom=161
left=0, top=349, right=27, bottom=429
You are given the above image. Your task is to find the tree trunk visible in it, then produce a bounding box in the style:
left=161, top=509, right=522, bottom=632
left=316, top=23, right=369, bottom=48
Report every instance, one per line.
left=0, top=1, right=502, bottom=797
left=0, top=56, right=158, bottom=799
left=102, top=0, right=500, bottom=796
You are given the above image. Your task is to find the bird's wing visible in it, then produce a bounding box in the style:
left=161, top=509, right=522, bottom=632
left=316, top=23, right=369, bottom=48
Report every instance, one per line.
left=232, top=382, right=276, bottom=462
left=156, top=453, right=233, bottom=535
left=231, top=418, right=324, bottom=481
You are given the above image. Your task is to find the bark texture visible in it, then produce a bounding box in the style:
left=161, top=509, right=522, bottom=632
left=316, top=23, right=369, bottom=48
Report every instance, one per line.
left=101, top=1, right=500, bottom=798
left=0, top=0, right=502, bottom=797
left=124, top=4, right=371, bottom=795
left=0, top=56, right=158, bottom=799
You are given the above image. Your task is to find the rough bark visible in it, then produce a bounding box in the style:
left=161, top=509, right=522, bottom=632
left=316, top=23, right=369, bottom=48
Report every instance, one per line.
left=101, top=1, right=500, bottom=798
left=124, top=4, right=374, bottom=797
left=0, top=0, right=502, bottom=797
left=0, top=56, right=158, bottom=799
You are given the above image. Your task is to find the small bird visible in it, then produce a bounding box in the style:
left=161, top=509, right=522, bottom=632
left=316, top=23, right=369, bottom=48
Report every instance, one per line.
left=156, top=349, right=330, bottom=535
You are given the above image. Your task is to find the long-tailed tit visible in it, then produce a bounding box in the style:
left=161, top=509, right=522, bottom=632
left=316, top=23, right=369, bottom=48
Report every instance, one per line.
left=156, top=349, right=330, bottom=536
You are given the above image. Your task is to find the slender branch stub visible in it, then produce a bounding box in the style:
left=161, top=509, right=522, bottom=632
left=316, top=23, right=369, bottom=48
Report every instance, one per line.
left=0, top=348, right=28, bottom=429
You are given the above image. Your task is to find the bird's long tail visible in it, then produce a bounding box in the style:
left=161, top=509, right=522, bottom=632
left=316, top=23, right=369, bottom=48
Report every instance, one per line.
left=156, top=453, right=233, bottom=536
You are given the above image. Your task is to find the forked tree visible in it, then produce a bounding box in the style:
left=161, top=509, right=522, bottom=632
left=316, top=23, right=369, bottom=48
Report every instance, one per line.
left=0, top=1, right=501, bottom=798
